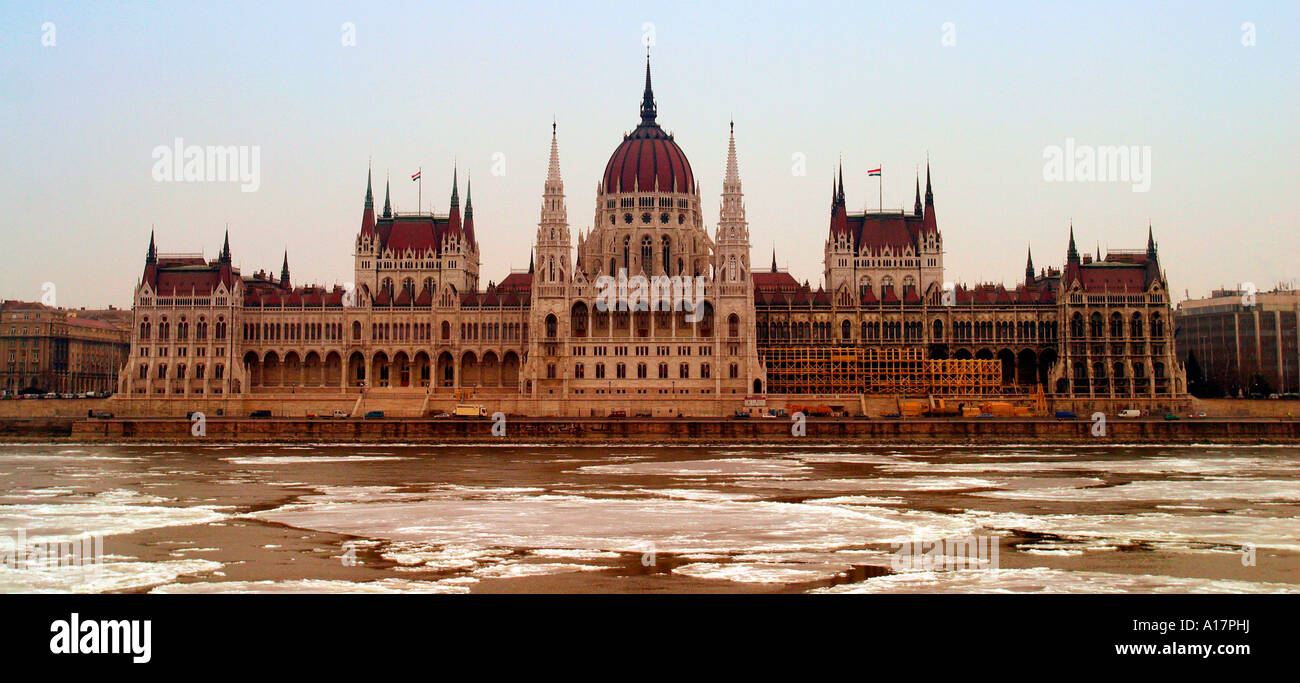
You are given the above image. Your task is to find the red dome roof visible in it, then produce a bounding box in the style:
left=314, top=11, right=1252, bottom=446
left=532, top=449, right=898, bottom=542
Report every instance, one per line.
left=602, top=126, right=695, bottom=194
left=600, top=56, right=696, bottom=195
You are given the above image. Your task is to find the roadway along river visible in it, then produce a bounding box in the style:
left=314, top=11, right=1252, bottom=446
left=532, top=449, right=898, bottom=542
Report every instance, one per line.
left=1, top=443, right=1298, bottom=593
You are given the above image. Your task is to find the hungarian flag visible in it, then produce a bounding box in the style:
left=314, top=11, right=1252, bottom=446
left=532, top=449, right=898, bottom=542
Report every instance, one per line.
left=411, top=170, right=421, bottom=181
left=867, top=167, right=881, bottom=177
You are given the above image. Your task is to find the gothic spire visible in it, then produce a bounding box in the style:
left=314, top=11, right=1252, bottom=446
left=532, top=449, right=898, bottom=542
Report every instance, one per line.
left=280, top=251, right=291, bottom=289
left=220, top=229, right=231, bottom=264
left=914, top=173, right=923, bottom=216
left=640, top=50, right=657, bottom=125
left=464, top=175, right=473, bottom=219
left=724, top=120, right=741, bottom=189
left=837, top=161, right=845, bottom=205
left=382, top=173, right=391, bottom=218
left=771, top=247, right=778, bottom=273
left=364, top=165, right=374, bottom=209
left=1025, top=246, right=1034, bottom=283
left=541, top=121, right=568, bottom=232
left=546, top=119, right=564, bottom=192
left=924, top=161, right=934, bottom=206
left=450, top=165, right=460, bottom=210
left=1067, top=223, right=1079, bottom=263
left=146, top=229, right=157, bottom=264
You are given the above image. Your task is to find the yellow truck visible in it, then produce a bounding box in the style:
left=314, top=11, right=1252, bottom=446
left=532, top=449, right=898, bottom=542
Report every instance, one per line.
left=454, top=404, right=488, bottom=417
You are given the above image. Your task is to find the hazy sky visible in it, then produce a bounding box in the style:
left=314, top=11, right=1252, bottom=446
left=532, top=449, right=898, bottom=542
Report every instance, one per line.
left=2, top=1, right=1296, bottom=309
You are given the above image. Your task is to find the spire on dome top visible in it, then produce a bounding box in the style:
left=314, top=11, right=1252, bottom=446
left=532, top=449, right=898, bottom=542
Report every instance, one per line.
left=640, top=49, right=657, bottom=125
left=382, top=173, right=391, bottom=218
left=914, top=174, right=922, bottom=216
left=146, top=229, right=157, bottom=264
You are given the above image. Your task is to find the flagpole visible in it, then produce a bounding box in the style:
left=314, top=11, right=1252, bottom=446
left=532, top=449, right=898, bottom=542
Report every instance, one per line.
left=878, top=164, right=882, bottom=212
left=418, top=166, right=422, bottom=212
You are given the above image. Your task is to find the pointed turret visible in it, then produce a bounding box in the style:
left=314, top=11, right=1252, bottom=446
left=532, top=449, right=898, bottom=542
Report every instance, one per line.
left=280, top=251, right=291, bottom=290
left=1064, top=223, right=1082, bottom=286
left=220, top=229, right=231, bottom=264
left=640, top=51, right=657, bottom=126
left=528, top=251, right=534, bottom=274
left=360, top=167, right=376, bottom=238
left=718, top=120, right=748, bottom=236
left=922, top=162, right=938, bottom=232
left=540, top=120, right=568, bottom=227
left=837, top=162, right=846, bottom=205
left=463, top=175, right=476, bottom=247
left=771, top=248, right=778, bottom=273
left=914, top=174, right=923, bottom=216
left=1143, top=223, right=1162, bottom=288
left=382, top=174, right=392, bottom=218
left=146, top=229, right=157, bottom=264
left=829, top=166, right=849, bottom=238
left=924, top=162, right=934, bottom=206
left=1025, top=246, right=1035, bottom=283
left=447, top=166, right=462, bottom=235
left=536, top=120, right=571, bottom=282
left=723, top=120, right=741, bottom=191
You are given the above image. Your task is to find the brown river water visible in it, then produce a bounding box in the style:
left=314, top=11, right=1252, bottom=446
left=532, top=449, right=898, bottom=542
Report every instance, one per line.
left=1, top=443, right=1298, bottom=593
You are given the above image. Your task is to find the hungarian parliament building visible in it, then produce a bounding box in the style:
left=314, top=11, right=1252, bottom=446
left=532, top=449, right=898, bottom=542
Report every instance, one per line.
left=117, top=58, right=1186, bottom=415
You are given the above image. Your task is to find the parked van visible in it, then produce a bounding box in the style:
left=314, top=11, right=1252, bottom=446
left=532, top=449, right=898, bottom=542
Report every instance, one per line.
left=1118, top=409, right=1141, bottom=418
left=454, top=404, right=487, bottom=417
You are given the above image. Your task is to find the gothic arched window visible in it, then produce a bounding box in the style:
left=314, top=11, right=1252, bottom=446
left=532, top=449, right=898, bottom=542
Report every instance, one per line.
left=640, top=236, right=653, bottom=273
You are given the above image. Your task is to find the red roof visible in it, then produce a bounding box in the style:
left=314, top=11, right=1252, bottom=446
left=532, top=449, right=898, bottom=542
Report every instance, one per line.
left=850, top=213, right=923, bottom=254
left=752, top=271, right=800, bottom=292
left=1078, top=265, right=1148, bottom=292
left=497, top=272, right=534, bottom=292
left=602, top=124, right=695, bottom=194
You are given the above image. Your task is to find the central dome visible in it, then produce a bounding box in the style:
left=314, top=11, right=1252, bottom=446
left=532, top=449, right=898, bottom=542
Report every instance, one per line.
left=600, top=57, right=696, bottom=195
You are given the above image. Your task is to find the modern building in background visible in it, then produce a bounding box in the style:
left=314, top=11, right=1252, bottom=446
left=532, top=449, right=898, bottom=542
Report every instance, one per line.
left=115, top=57, right=1186, bottom=413
left=1, top=301, right=131, bottom=394
left=1175, top=287, right=1300, bottom=396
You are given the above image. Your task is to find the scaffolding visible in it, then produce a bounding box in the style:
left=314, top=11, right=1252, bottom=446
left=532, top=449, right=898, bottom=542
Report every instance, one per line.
left=760, top=346, right=1003, bottom=396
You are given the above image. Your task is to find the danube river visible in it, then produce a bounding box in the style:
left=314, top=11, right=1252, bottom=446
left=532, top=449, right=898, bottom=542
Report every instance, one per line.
left=1, top=443, right=1298, bottom=593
